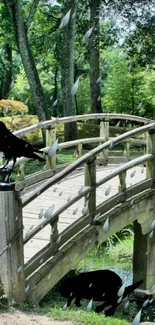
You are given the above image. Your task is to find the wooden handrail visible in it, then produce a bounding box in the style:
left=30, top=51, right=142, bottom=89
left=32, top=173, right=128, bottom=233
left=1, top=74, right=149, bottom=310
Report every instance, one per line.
left=19, top=122, right=155, bottom=206
left=22, top=153, right=152, bottom=245
left=13, top=113, right=154, bottom=137
left=5, top=136, right=145, bottom=170
left=96, top=153, right=152, bottom=188
left=25, top=179, right=152, bottom=278
left=23, top=186, right=91, bottom=244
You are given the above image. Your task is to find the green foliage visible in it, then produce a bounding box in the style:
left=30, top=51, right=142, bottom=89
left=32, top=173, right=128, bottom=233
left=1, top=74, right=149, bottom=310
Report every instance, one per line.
left=46, top=307, right=131, bottom=325
left=77, top=77, right=90, bottom=114
left=138, top=67, right=155, bottom=118
left=0, top=99, right=28, bottom=116
left=9, top=70, right=33, bottom=112
left=102, top=49, right=146, bottom=115
left=105, top=236, right=133, bottom=263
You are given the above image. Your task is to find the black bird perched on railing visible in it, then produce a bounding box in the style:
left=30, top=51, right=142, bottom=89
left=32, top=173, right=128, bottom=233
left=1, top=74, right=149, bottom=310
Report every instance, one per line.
left=0, top=121, right=46, bottom=173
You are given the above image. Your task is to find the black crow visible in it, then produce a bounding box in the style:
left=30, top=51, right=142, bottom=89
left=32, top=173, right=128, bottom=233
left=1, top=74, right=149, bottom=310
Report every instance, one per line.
left=0, top=121, right=45, bottom=172
left=59, top=269, right=143, bottom=316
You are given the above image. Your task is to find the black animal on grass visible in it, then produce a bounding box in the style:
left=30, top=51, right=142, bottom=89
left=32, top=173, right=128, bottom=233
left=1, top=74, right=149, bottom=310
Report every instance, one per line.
left=0, top=121, right=45, bottom=172
left=59, top=269, right=143, bottom=316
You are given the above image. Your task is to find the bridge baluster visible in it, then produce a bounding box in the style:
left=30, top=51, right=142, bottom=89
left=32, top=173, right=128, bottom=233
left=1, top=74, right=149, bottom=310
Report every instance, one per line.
left=50, top=216, right=59, bottom=243
left=77, top=143, right=82, bottom=158
left=46, top=126, right=57, bottom=169
left=123, top=140, right=130, bottom=161
left=146, top=129, right=155, bottom=186
left=85, top=157, right=96, bottom=222
left=16, top=163, right=25, bottom=181
left=118, top=171, right=126, bottom=193
left=99, top=119, right=109, bottom=165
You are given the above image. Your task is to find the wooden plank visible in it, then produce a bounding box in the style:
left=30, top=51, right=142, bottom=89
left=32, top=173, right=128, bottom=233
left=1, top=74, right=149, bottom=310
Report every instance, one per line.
left=96, top=154, right=152, bottom=188
left=20, top=123, right=155, bottom=207
left=15, top=163, right=70, bottom=191
left=23, top=186, right=90, bottom=245
left=24, top=179, right=151, bottom=278
left=85, top=158, right=96, bottom=217
left=26, top=189, right=154, bottom=302
left=46, top=126, right=56, bottom=169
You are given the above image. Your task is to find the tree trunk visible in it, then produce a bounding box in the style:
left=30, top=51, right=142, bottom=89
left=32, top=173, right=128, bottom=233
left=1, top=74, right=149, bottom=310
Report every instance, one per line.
left=61, top=0, right=77, bottom=141
left=89, top=0, right=102, bottom=114
left=4, top=0, right=51, bottom=123
left=0, top=44, right=12, bottom=99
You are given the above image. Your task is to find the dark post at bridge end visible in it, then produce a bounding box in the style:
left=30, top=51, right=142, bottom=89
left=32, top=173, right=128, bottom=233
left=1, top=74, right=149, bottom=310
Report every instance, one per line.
left=0, top=183, right=26, bottom=302
left=0, top=182, right=15, bottom=191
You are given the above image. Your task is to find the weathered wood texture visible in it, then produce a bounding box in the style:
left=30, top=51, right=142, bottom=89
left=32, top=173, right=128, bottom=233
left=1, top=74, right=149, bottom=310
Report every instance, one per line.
left=0, top=184, right=25, bottom=301
left=13, top=113, right=153, bottom=138
left=26, top=189, right=155, bottom=302
left=18, top=122, right=155, bottom=207
left=23, top=164, right=146, bottom=263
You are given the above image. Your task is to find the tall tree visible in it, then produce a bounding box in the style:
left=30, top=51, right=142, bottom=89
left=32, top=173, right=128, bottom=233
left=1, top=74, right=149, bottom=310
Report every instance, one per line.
left=60, top=0, right=77, bottom=141
left=3, top=0, right=51, bottom=122
left=0, top=44, right=12, bottom=99
left=89, top=0, right=102, bottom=114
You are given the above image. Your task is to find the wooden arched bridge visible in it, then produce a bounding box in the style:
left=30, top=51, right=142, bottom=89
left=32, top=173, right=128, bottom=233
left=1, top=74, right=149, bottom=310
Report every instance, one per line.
left=1, top=113, right=155, bottom=303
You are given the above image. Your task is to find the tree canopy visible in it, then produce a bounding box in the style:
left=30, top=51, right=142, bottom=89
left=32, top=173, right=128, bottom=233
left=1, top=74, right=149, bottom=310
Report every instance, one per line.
left=0, top=0, right=154, bottom=137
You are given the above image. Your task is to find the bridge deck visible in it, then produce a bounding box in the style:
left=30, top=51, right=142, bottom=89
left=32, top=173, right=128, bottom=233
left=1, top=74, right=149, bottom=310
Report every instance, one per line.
left=23, top=164, right=146, bottom=263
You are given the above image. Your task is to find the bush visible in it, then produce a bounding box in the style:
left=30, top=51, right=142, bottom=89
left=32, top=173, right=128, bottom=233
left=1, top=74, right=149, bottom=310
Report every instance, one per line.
left=0, top=99, right=28, bottom=116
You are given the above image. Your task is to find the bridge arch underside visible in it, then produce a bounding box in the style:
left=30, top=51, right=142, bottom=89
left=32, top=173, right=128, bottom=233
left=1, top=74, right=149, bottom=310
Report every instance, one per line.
left=27, top=188, right=155, bottom=302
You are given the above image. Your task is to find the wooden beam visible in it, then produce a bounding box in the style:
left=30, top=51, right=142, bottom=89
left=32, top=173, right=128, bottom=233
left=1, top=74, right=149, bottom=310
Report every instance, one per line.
left=133, top=218, right=155, bottom=290
left=85, top=158, right=96, bottom=218
left=15, top=163, right=69, bottom=192
left=24, top=180, right=151, bottom=278
left=146, top=129, right=155, bottom=187
left=13, top=113, right=153, bottom=138
left=26, top=191, right=154, bottom=302
left=46, top=126, right=56, bottom=169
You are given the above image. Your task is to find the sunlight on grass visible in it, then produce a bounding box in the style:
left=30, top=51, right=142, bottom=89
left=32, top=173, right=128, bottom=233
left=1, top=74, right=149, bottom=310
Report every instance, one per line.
left=105, top=236, right=133, bottom=264
left=43, top=307, right=131, bottom=325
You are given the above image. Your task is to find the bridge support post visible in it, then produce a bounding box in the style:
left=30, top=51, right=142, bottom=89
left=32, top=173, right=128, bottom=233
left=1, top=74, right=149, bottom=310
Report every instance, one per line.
left=46, top=126, right=57, bottom=169
left=85, top=158, right=96, bottom=219
left=146, top=129, right=155, bottom=185
left=124, top=141, right=130, bottom=161
left=99, top=119, right=109, bottom=165
left=133, top=128, right=155, bottom=289
left=0, top=183, right=26, bottom=302
left=133, top=220, right=155, bottom=290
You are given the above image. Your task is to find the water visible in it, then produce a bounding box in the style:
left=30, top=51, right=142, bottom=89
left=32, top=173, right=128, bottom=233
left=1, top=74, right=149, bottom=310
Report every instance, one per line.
left=78, top=251, right=132, bottom=285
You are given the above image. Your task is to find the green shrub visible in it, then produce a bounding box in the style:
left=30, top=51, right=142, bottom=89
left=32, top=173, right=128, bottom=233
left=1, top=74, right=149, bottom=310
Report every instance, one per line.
left=0, top=99, right=28, bottom=116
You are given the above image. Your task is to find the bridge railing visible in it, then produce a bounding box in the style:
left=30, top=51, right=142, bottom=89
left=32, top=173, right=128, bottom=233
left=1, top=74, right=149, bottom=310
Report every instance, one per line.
left=0, top=115, right=155, bottom=302
left=3, top=113, right=150, bottom=181
left=22, top=122, right=155, bottom=301
left=6, top=112, right=151, bottom=182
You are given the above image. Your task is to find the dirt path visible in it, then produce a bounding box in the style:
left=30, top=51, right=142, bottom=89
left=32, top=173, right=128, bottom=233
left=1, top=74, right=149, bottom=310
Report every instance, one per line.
left=0, top=309, right=76, bottom=325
